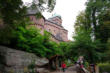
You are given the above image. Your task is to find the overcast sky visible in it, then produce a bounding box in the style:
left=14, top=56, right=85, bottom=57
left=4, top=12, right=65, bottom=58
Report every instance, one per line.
left=23, top=0, right=87, bottom=40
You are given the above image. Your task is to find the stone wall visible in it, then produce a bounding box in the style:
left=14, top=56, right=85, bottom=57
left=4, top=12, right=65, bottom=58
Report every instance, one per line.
left=0, top=46, right=49, bottom=73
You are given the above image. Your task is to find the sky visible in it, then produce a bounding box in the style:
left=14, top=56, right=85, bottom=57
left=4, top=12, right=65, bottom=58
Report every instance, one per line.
left=23, top=0, right=87, bottom=40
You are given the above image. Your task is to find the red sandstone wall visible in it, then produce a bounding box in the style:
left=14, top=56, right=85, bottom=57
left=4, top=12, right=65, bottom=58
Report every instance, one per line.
left=29, top=16, right=45, bottom=25
left=45, top=21, right=61, bottom=36
left=29, top=16, right=45, bottom=34
left=61, top=29, right=68, bottom=41
left=45, top=20, right=68, bottom=42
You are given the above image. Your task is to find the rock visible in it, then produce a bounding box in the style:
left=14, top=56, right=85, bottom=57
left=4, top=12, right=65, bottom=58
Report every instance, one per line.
left=0, top=46, right=49, bottom=73
left=35, top=58, right=49, bottom=67
left=37, top=68, right=50, bottom=73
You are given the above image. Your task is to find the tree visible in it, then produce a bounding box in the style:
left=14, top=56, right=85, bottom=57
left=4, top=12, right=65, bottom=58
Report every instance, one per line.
left=0, top=0, right=26, bottom=45
left=104, top=39, right=110, bottom=61
left=75, top=0, right=110, bottom=44
left=27, top=0, right=56, bottom=12
left=0, top=0, right=26, bottom=25
left=98, top=10, right=110, bottom=43
left=74, top=10, right=110, bottom=63
left=58, top=42, right=72, bottom=59
left=72, top=26, right=103, bottom=63
left=75, top=11, right=90, bottom=32
left=85, top=0, right=110, bottom=40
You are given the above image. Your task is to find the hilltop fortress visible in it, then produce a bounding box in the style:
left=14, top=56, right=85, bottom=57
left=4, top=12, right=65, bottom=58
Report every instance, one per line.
left=28, top=9, right=69, bottom=42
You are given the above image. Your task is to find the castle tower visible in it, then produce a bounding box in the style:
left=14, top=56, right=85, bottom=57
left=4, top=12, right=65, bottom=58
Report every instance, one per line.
left=27, top=8, right=45, bottom=34
left=45, top=14, right=68, bottom=42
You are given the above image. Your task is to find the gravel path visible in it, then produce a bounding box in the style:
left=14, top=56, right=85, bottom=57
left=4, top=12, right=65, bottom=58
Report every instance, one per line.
left=50, top=66, right=77, bottom=73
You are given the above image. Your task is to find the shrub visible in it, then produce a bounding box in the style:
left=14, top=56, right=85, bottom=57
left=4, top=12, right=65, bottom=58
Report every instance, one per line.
left=11, top=26, right=63, bottom=58
left=98, top=63, right=110, bottom=73
left=12, top=26, right=44, bottom=56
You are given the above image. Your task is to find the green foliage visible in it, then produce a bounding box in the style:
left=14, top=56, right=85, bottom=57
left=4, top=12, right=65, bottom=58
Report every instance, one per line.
left=98, top=10, right=110, bottom=43
left=36, top=12, right=43, bottom=19
left=13, top=26, right=44, bottom=56
left=65, top=59, right=73, bottom=67
left=0, top=0, right=26, bottom=25
left=85, top=0, right=110, bottom=40
left=84, top=61, right=89, bottom=68
left=47, top=0, right=56, bottom=12
left=0, top=18, right=30, bottom=46
left=102, top=39, right=110, bottom=62
left=107, top=38, right=110, bottom=49
left=12, top=26, right=58, bottom=57
left=9, top=25, right=63, bottom=58
left=98, top=63, right=110, bottom=73
left=30, top=0, right=56, bottom=12
left=75, top=11, right=89, bottom=31
left=74, top=1, right=110, bottom=62
left=0, top=0, right=27, bottom=46
left=58, top=42, right=72, bottom=59
left=85, top=0, right=110, bottom=63
left=72, top=26, right=103, bottom=63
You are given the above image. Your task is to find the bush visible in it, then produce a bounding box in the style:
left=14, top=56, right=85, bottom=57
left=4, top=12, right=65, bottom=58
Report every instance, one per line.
left=65, top=59, right=74, bottom=67
left=98, top=63, right=110, bottom=73
left=12, top=26, right=46, bottom=57
left=11, top=26, right=63, bottom=58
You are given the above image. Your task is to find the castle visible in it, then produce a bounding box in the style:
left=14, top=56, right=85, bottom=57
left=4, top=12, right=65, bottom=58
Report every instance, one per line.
left=28, top=9, right=68, bottom=43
